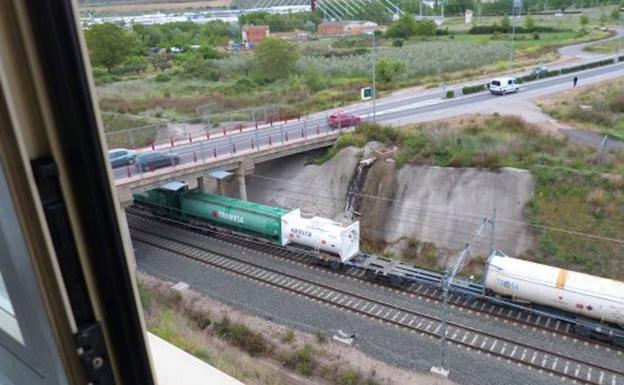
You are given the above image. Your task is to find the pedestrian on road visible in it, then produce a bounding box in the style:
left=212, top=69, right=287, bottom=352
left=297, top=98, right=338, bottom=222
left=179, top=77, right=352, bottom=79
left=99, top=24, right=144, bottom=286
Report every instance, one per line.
left=573, top=76, right=578, bottom=87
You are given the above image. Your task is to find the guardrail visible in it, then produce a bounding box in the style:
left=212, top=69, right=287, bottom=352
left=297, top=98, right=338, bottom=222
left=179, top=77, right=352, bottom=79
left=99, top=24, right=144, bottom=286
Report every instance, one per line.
left=116, top=120, right=351, bottom=182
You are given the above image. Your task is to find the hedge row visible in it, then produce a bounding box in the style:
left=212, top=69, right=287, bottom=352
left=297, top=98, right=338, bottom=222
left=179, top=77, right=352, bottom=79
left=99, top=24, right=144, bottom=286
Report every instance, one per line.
left=462, top=57, right=620, bottom=94
left=560, top=58, right=616, bottom=74
left=462, top=84, right=487, bottom=94
left=468, top=25, right=558, bottom=34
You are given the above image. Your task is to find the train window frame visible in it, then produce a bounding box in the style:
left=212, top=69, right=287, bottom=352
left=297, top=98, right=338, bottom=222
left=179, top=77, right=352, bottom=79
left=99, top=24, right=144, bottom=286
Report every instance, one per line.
left=0, top=160, right=70, bottom=385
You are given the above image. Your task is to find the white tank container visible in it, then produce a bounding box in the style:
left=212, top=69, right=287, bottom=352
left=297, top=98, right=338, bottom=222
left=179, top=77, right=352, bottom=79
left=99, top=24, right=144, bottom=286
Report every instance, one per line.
left=281, top=210, right=360, bottom=262
left=484, top=254, right=624, bottom=325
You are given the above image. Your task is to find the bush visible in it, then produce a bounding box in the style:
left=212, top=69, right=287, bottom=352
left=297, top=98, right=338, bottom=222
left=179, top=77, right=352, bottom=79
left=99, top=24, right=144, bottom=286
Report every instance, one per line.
left=533, top=32, right=540, bottom=40
left=446, top=90, right=454, bottom=98
left=155, top=73, right=171, bottom=82
left=413, top=20, right=437, bottom=36
left=392, top=39, right=404, bottom=48
left=281, top=344, right=316, bottom=376
left=462, top=84, right=486, bottom=94
left=213, top=316, right=270, bottom=356
left=376, top=58, right=406, bottom=83
left=281, top=330, right=295, bottom=343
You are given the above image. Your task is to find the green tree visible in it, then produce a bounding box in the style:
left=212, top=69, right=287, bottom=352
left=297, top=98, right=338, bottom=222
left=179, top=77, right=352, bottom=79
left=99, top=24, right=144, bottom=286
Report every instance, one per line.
left=304, top=20, right=316, bottom=33
left=385, top=13, right=417, bottom=39
left=414, top=20, right=437, bottom=36
left=612, top=8, right=621, bottom=20
left=501, top=15, right=511, bottom=32
left=180, top=52, right=220, bottom=80
left=524, top=15, right=536, bottom=31
left=254, top=38, right=299, bottom=80
left=376, top=58, right=405, bottom=83
left=580, top=15, right=589, bottom=31
left=85, top=23, right=137, bottom=72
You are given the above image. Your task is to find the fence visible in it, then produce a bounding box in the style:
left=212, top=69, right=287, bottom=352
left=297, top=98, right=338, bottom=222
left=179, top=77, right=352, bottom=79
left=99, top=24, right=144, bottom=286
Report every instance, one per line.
left=105, top=104, right=300, bottom=151
left=116, top=116, right=353, bottom=180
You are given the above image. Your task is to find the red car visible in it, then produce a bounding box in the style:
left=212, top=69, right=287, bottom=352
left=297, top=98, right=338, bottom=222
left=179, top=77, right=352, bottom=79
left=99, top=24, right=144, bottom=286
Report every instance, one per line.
left=327, top=112, right=361, bottom=129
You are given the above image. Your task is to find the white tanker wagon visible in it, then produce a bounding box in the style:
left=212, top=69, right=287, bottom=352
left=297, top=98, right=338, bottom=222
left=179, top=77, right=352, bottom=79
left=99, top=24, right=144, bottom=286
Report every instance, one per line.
left=280, top=209, right=360, bottom=262
left=484, top=253, right=624, bottom=326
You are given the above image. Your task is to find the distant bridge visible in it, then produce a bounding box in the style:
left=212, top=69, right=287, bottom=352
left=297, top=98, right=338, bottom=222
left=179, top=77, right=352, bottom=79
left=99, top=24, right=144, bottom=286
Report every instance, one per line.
left=232, top=0, right=404, bottom=20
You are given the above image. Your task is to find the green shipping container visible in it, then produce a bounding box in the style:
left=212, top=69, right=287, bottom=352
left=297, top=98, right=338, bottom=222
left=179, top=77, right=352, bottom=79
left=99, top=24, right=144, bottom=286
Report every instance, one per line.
left=180, top=190, right=291, bottom=244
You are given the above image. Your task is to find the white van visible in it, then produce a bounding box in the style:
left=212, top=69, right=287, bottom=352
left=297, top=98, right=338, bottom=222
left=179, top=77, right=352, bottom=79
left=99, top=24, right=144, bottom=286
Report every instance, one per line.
left=489, top=77, right=519, bottom=95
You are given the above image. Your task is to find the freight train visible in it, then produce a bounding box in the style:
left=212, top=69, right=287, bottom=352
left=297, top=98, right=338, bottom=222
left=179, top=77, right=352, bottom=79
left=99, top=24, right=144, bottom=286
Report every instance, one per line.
left=133, top=182, right=360, bottom=262
left=133, top=182, right=624, bottom=345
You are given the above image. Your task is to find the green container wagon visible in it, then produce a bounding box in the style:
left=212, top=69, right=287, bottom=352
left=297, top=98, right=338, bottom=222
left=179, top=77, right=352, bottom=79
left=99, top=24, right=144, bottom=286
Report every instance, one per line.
left=180, top=190, right=291, bottom=244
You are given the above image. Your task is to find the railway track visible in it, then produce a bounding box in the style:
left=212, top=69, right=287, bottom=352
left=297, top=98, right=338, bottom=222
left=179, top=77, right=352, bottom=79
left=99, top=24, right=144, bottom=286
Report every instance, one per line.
left=126, top=207, right=624, bottom=355
left=129, top=220, right=624, bottom=385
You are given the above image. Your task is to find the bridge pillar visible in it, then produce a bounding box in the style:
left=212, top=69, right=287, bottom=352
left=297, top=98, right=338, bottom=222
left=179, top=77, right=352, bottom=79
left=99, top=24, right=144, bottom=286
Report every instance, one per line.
left=197, top=176, right=206, bottom=193
left=217, top=179, right=227, bottom=196
left=235, top=157, right=255, bottom=201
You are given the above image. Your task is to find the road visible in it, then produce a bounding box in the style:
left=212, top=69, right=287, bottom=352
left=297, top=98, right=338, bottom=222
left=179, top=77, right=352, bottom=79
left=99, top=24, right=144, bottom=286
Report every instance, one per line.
left=112, top=61, right=624, bottom=181
left=559, top=27, right=623, bottom=61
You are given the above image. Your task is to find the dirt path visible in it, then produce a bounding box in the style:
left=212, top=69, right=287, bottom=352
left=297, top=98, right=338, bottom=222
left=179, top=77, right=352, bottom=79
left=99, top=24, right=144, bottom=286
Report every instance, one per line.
left=561, top=128, right=624, bottom=151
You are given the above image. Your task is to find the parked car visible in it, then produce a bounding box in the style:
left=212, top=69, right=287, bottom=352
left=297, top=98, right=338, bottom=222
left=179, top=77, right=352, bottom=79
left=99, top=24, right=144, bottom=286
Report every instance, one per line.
left=531, top=65, right=548, bottom=77
left=135, top=151, right=180, bottom=172
left=489, top=77, right=519, bottom=95
left=327, top=112, right=361, bottom=129
left=108, top=148, right=136, bottom=168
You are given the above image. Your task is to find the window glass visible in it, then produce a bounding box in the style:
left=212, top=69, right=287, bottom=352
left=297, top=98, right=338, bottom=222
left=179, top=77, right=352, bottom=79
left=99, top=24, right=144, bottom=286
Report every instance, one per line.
left=0, top=270, right=22, bottom=345
left=0, top=175, right=24, bottom=345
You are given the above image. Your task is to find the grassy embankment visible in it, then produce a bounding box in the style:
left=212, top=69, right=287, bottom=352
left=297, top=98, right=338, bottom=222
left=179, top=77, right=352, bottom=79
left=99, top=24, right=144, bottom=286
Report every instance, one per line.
left=540, top=79, right=624, bottom=140
left=583, top=36, right=624, bottom=53
left=321, top=116, right=624, bottom=279
left=140, top=277, right=383, bottom=385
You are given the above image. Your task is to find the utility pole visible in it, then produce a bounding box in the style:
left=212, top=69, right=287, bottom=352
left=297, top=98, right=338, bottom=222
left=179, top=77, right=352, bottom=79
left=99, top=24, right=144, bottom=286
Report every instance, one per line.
left=431, top=216, right=490, bottom=378
left=509, top=0, right=522, bottom=72
left=368, top=31, right=377, bottom=123
left=490, top=207, right=496, bottom=254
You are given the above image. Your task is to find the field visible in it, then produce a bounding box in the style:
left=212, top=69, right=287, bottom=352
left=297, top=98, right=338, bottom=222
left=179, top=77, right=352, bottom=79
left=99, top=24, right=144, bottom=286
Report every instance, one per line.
left=325, top=116, right=624, bottom=278
left=454, top=29, right=609, bottom=57
left=96, top=28, right=609, bottom=130
left=79, top=0, right=231, bottom=14
left=538, top=78, right=624, bottom=140
left=583, top=36, right=624, bottom=53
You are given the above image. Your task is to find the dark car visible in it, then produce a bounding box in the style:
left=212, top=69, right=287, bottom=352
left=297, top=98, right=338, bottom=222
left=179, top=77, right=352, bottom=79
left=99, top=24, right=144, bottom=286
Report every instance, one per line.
left=327, top=112, right=361, bottom=129
left=531, top=65, right=548, bottom=77
left=108, top=148, right=136, bottom=168
left=135, top=151, right=180, bottom=172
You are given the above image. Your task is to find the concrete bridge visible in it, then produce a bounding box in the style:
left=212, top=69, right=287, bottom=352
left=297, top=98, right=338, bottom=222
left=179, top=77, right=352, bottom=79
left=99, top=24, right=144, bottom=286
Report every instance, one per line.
left=114, top=124, right=348, bottom=205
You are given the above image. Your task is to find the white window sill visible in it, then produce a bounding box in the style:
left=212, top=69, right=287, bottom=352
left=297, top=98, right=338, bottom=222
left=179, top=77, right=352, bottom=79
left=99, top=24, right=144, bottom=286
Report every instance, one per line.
left=147, top=333, right=244, bottom=385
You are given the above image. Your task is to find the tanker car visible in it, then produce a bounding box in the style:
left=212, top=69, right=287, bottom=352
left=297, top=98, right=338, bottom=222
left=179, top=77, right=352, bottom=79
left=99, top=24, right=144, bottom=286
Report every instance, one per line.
left=485, top=253, right=624, bottom=327
left=133, top=182, right=360, bottom=262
